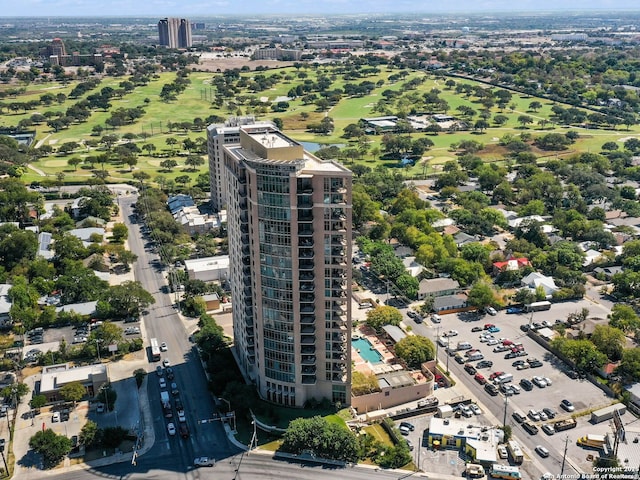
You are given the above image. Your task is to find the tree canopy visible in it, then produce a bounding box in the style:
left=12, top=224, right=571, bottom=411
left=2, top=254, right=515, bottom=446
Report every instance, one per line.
left=394, top=335, right=435, bottom=369
left=366, top=305, right=402, bottom=332
left=280, top=416, right=359, bottom=463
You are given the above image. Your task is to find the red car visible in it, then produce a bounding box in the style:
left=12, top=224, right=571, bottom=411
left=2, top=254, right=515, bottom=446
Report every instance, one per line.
left=484, top=324, right=495, bottom=330
left=489, top=371, right=505, bottom=380
left=474, top=373, right=487, bottom=384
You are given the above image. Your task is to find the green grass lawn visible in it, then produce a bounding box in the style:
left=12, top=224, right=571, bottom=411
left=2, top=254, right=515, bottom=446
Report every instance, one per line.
left=3, top=65, right=640, bottom=186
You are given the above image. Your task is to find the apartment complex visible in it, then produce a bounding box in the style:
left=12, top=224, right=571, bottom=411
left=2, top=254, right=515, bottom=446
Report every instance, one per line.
left=158, top=18, right=192, bottom=49
left=208, top=122, right=353, bottom=407
left=253, top=47, right=303, bottom=61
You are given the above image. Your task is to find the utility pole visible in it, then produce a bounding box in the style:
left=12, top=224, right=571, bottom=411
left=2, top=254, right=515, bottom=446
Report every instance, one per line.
left=561, top=435, right=569, bottom=476
left=503, top=395, right=509, bottom=429
left=435, top=326, right=441, bottom=363
left=446, top=335, right=450, bottom=374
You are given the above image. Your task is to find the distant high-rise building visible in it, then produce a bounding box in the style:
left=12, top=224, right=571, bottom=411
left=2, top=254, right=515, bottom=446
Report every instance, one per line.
left=158, top=18, right=192, bottom=49
left=208, top=121, right=353, bottom=407
left=47, top=38, right=66, bottom=61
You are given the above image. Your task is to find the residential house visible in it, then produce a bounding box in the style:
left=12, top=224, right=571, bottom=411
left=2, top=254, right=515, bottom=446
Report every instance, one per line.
left=55, top=301, right=98, bottom=317
left=402, top=257, right=424, bottom=278
left=521, top=272, right=559, bottom=298
left=593, top=266, right=624, bottom=280
left=37, top=232, right=54, bottom=260
left=68, top=227, right=105, bottom=247
left=433, top=293, right=468, bottom=313
left=0, top=284, right=12, bottom=326
left=454, top=232, right=479, bottom=247
left=417, top=278, right=460, bottom=301
left=492, top=257, right=531, bottom=275
left=202, top=293, right=221, bottom=311
left=167, top=194, right=195, bottom=215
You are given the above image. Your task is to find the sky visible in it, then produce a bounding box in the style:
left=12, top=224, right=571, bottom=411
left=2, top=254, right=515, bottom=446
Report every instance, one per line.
left=1, top=0, right=639, bottom=17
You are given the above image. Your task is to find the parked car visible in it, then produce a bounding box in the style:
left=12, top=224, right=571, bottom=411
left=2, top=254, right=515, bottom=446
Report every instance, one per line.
left=178, top=410, right=186, bottom=423
left=194, top=457, right=215, bottom=467
left=512, top=411, right=526, bottom=423
left=52, top=412, right=60, bottom=423
left=160, top=342, right=168, bottom=352
left=464, top=364, right=477, bottom=375
left=532, top=376, right=547, bottom=388
left=156, top=366, right=163, bottom=376
left=542, top=424, right=555, bottom=436
left=460, top=405, right=473, bottom=418
left=159, top=378, right=167, bottom=389
left=485, top=306, right=498, bottom=316
left=399, top=421, right=415, bottom=432
left=520, top=378, right=534, bottom=391
left=560, top=399, right=575, bottom=412
left=476, top=360, right=493, bottom=369
left=96, top=403, right=105, bottom=413
left=474, top=373, right=487, bottom=385
left=399, top=425, right=411, bottom=436
left=484, top=383, right=499, bottom=396
left=528, top=409, right=541, bottom=422
left=469, top=404, right=481, bottom=415
left=162, top=359, right=171, bottom=367
left=167, top=423, right=176, bottom=436
left=506, top=307, right=523, bottom=314
left=543, top=408, right=557, bottom=419
left=522, top=421, right=539, bottom=435
left=488, top=326, right=500, bottom=333
left=471, top=326, right=483, bottom=333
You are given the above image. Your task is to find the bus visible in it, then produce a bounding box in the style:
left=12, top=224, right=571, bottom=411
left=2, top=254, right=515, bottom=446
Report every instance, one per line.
left=524, top=301, right=552, bottom=312
left=490, top=464, right=521, bottom=479
left=507, top=440, right=524, bottom=464
left=150, top=338, right=161, bottom=362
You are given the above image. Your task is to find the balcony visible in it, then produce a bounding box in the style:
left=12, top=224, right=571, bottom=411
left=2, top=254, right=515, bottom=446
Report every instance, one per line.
left=300, top=272, right=315, bottom=281
left=301, top=334, right=316, bottom=345
left=300, top=281, right=314, bottom=291
left=332, top=352, right=346, bottom=360
left=299, top=260, right=314, bottom=270
left=297, top=182, right=313, bottom=194
left=244, top=286, right=252, bottom=296
left=298, top=210, right=313, bottom=222
left=298, top=226, right=314, bottom=236
left=332, top=342, right=346, bottom=351
left=331, top=236, right=346, bottom=246
left=332, top=333, right=346, bottom=342
left=301, top=325, right=315, bottom=334
left=332, top=363, right=347, bottom=372
left=299, top=248, right=314, bottom=259
left=301, top=346, right=315, bottom=355
left=331, top=247, right=345, bottom=256
left=302, top=374, right=316, bottom=384
left=242, top=256, right=250, bottom=266
left=332, top=373, right=346, bottom=382
left=243, top=265, right=251, bottom=275
left=331, top=291, right=346, bottom=299
left=239, top=199, right=247, bottom=209
left=331, top=221, right=346, bottom=232
left=301, top=365, right=316, bottom=374
left=331, top=211, right=346, bottom=221
left=297, top=197, right=313, bottom=208
left=240, top=224, right=249, bottom=234
left=299, top=293, right=314, bottom=303
left=301, top=305, right=316, bottom=314
left=300, top=315, right=315, bottom=324
left=299, top=238, right=313, bottom=247
left=331, top=194, right=346, bottom=204
left=331, top=269, right=346, bottom=278
left=331, top=258, right=347, bottom=266
left=331, top=322, right=347, bottom=331
left=301, top=355, right=316, bottom=365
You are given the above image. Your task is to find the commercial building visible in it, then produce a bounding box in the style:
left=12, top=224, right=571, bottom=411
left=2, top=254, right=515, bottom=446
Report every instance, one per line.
left=158, top=18, right=192, bottom=49
left=209, top=121, right=353, bottom=407
left=253, top=47, right=302, bottom=61
left=427, top=417, right=501, bottom=464
left=184, top=255, right=230, bottom=282
left=40, top=363, right=108, bottom=402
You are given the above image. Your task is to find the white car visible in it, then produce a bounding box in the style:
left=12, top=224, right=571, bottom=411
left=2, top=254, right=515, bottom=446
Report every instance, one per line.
left=444, top=330, right=458, bottom=337
left=178, top=410, right=186, bottom=423
left=167, top=422, right=176, bottom=436
left=160, top=342, right=168, bottom=352
left=159, top=378, right=167, bottom=389
left=535, top=445, right=550, bottom=458
left=194, top=457, right=215, bottom=467
left=539, top=411, right=548, bottom=422
left=543, top=377, right=553, bottom=386
left=162, top=358, right=171, bottom=367
left=460, top=405, right=473, bottom=418
left=528, top=409, right=541, bottom=422
left=485, top=306, right=498, bottom=316
left=487, top=339, right=499, bottom=346
left=532, top=376, right=547, bottom=388
left=469, top=404, right=482, bottom=415
left=52, top=412, right=60, bottom=423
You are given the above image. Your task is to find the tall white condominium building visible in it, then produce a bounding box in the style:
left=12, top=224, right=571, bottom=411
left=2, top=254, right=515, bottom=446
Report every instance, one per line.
left=211, top=122, right=353, bottom=407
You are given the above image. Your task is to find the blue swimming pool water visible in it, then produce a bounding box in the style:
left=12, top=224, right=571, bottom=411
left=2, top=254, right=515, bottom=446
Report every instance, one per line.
left=352, top=337, right=383, bottom=364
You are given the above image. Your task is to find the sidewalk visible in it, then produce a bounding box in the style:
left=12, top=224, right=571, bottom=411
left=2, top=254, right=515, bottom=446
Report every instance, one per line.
left=11, top=354, right=156, bottom=476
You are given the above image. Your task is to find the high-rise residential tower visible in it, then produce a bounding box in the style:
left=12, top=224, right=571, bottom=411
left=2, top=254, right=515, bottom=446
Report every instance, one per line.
left=209, top=122, right=352, bottom=407
left=158, top=18, right=192, bottom=49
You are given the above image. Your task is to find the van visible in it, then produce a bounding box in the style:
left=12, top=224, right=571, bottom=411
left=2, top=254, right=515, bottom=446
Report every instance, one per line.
left=358, top=302, right=373, bottom=309
left=431, top=314, right=442, bottom=323
left=495, top=373, right=513, bottom=384
left=457, top=341, right=472, bottom=351
left=467, top=352, right=484, bottom=361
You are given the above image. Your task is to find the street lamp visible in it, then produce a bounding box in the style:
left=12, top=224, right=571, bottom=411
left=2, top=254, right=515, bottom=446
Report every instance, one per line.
left=218, top=397, right=231, bottom=412
left=503, top=395, right=509, bottom=429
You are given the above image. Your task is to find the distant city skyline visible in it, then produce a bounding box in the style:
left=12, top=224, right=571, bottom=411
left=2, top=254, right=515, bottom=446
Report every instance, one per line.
left=1, top=0, right=639, bottom=17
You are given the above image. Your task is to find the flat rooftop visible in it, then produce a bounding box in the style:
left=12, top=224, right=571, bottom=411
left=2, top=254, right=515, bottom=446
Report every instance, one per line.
left=247, top=131, right=294, bottom=149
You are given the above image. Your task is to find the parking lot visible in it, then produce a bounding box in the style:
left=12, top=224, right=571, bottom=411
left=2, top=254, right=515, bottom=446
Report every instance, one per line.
left=419, top=302, right=614, bottom=475
left=23, top=321, right=143, bottom=362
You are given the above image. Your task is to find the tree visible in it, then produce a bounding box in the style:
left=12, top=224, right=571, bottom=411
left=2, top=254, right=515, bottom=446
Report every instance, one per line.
left=608, top=304, right=640, bottom=333
left=366, top=305, right=402, bottom=332
left=528, top=101, right=542, bottom=112
left=67, top=157, right=82, bottom=170
left=30, top=394, right=47, bottom=412
left=97, top=281, right=155, bottom=320
left=517, top=115, right=533, bottom=128
left=59, top=381, right=85, bottom=406
left=467, top=281, right=495, bottom=308
left=590, top=324, right=625, bottom=361
left=134, top=368, right=147, bottom=388
left=90, top=322, right=123, bottom=349
left=29, top=429, right=72, bottom=468
left=185, top=155, right=205, bottom=171
left=616, top=348, right=640, bottom=382
left=97, top=384, right=117, bottom=411
left=160, top=159, right=177, bottom=172
left=111, top=223, right=128, bottom=243
left=394, top=335, right=435, bottom=369
left=79, top=420, right=99, bottom=447
left=280, top=416, right=359, bottom=463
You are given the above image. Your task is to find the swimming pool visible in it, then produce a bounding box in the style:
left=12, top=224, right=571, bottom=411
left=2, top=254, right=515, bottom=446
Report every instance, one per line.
left=352, top=337, right=383, bottom=364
